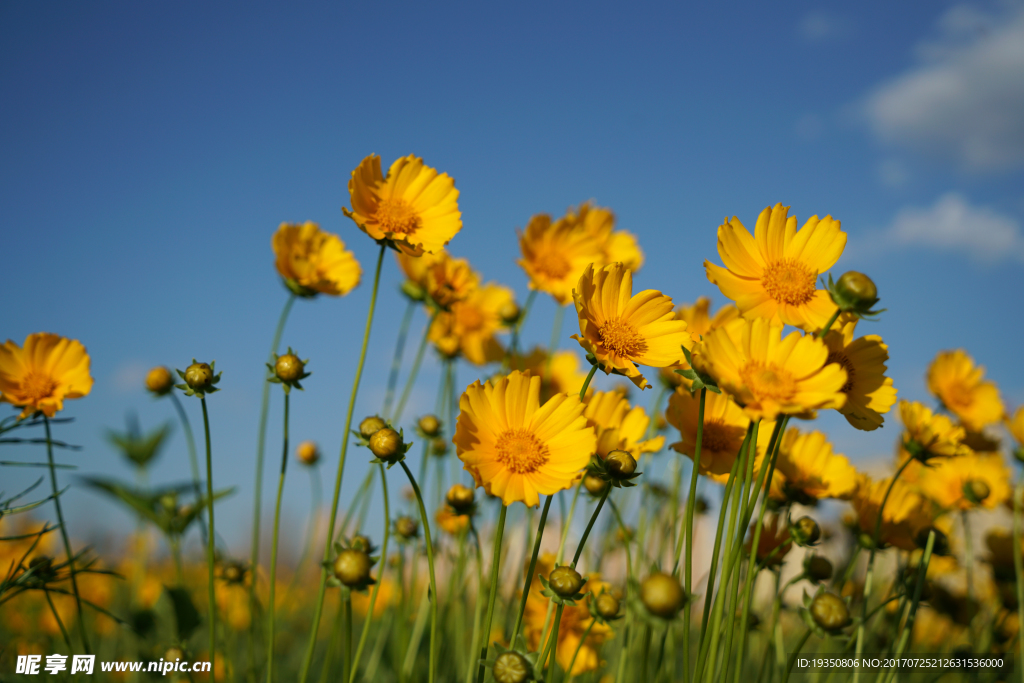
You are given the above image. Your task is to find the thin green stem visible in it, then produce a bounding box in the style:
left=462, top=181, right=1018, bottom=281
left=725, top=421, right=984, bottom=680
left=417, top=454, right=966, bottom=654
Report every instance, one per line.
left=384, top=299, right=417, bottom=417
left=565, top=620, right=596, bottom=680
left=298, top=244, right=386, bottom=683
left=572, top=487, right=610, bottom=568
left=349, top=464, right=390, bottom=683
left=465, top=527, right=486, bottom=683
left=337, top=468, right=374, bottom=543
left=400, top=460, right=439, bottom=683
left=680, top=386, right=707, bottom=682
left=475, top=504, right=508, bottom=683
left=169, top=391, right=205, bottom=542
left=44, top=417, right=89, bottom=654
left=392, top=315, right=433, bottom=425
left=45, top=587, right=74, bottom=652
left=579, top=364, right=598, bottom=401
left=503, top=289, right=538, bottom=369
left=510, top=495, right=553, bottom=645
left=200, top=398, right=216, bottom=679
left=266, top=392, right=289, bottom=683
left=543, top=605, right=566, bottom=681
left=781, top=629, right=812, bottom=683
left=882, top=529, right=935, bottom=683
left=343, top=591, right=353, bottom=683
left=962, top=510, right=975, bottom=641
left=1014, top=480, right=1024, bottom=683
left=817, top=308, right=841, bottom=339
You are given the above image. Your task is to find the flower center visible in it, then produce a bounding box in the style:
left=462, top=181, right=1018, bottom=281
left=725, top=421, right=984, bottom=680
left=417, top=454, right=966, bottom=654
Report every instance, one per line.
left=701, top=419, right=745, bottom=454
left=455, top=304, right=485, bottom=332
left=761, top=259, right=817, bottom=306
left=942, top=380, right=975, bottom=410
left=739, top=361, right=797, bottom=402
left=826, top=351, right=855, bottom=394
left=534, top=252, right=571, bottom=279
left=22, top=371, right=59, bottom=403
left=375, top=198, right=421, bottom=235
left=495, top=429, right=550, bottom=474
left=599, top=318, right=647, bottom=358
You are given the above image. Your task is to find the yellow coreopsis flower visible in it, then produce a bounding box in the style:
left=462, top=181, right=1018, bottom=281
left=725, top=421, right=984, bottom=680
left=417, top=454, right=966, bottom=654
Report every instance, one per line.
left=0, top=333, right=93, bottom=419
left=696, top=317, right=847, bottom=421
left=344, top=154, right=461, bottom=256
left=1010, top=407, right=1024, bottom=449
left=272, top=222, right=362, bottom=297
left=583, top=390, right=664, bottom=459
left=575, top=202, right=644, bottom=272
left=571, top=262, right=690, bottom=390
left=423, top=254, right=480, bottom=310
left=517, top=212, right=606, bottom=306
left=659, top=297, right=739, bottom=389
left=769, top=427, right=857, bottom=504
left=917, top=452, right=1010, bottom=511
left=509, top=348, right=592, bottom=402
left=435, top=506, right=470, bottom=535
left=705, top=203, right=846, bottom=331
left=668, top=389, right=752, bottom=483
left=429, top=283, right=514, bottom=365
left=394, top=250, right=443, bottom=298
left=454, top=370, right=597, bottom=507
left=849, top=474, right=930, bottom=551
left=927, top=350, right=1005, bottom=432
left=898, top=400, right=971, bottom=462
left=352, top=577, right=397, bottom=618
left=822, top=317, right=898, bottom=431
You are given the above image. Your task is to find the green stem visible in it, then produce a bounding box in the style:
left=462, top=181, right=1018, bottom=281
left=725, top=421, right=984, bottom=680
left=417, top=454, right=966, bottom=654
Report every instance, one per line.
left=392, top=315, right=433, bottom=425
left=510, top=495, right=553, bottom=646
left=464, top=527, right=486, bottom=683
left=573, top=487, right=610, bottom=568
left=962, top=510, right=975, bottom=641
left=817, top=308, right=841, bottom=339
left=337, top=468, right=374, bottom=543
left=882, top=529, right=935, bottom=683
left=349, top=464, right=390, bottom=683
left=200, top=397, right=216, bottom=679
left=384, top=299, right=417, bottom=417
left=400, top=460, right=439, bottom=683
left=475, top=505, right=508, bottom=683
left=565, top=619, right=596, bottom=680
left=680, top=386, right=707, bottom=682
left=579, top=364, right=598, bottom=401
left=1014, top=480, right=1024, bottom=683
left=45, top=587, right=74, bottom=652
left=298, top=244, right=385, bottom=683
left=169, top=391, right=205, bottom=543
left=343, top=591, right=353, bottom=683
left=43, top=417, right=89, bottom=654
left=288, top=465, right=323, bottom=596
left=781, top=629, right=812, bottom=683
left=543, top=605, right=566, bottom=681
left=266, top=392, right=289, bottom=683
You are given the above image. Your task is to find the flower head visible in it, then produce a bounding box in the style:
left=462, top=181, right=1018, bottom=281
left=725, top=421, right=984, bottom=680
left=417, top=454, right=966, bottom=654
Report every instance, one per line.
left=272, top=222, right=362, bottom=297
left=0, top=333, right=93, bottom=418
left=917, top=452, right=1010, bottom=511
left=435, top=506, right=470, bottom=535
left=769, top=427, right=857, bottom=504
left=344, top=154, right=461, bottom=256
left=145, top=366, right=175, bottom=396
left=659, top=298, right=739, bottom=389
left=575, top=202, right=644, bottom=271
left=517, top=212, right=605, bottom=306
left=1010, top=407, right=1024, bottom=458
left=454, top=370, right=596, bottom=507
left=899, top=401, right=971, bottom=462
left=572, top=263, right=690, bottom=390
left=849, top=474, right=930, bottom=551
left=705, top=203, right=846, bottom=331
left=423, top=254, right=480, bottom=310
left=509, top=348, right=591, bottom=402
left=429, top=283, right=515, bottom=365
left=583, top=390, right=664, bottom=460
left=697, top=317, right=847, bottom=421
left=823, top=317, right=898, bottom=431
left=927, top=350, right=1005, bottom=432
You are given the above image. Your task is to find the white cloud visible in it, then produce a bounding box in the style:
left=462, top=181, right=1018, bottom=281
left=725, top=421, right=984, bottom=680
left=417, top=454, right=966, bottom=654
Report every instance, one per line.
left=886, top=193, right=1024, bottom=262
left=877, top=159, right=910, bottom=188
left=864, top=4, right=1024, bottom=171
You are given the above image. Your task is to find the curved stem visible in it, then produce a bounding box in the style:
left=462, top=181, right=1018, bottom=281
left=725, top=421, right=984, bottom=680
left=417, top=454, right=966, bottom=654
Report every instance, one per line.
left=817, top=308, right=841, bottom=339
left=781, top=629, right=812, bottom=683
left=45, top=587, right=74, bottom=652
left=400, top=460, right=439, bottom=683
left=384, top=299, right=417, bottom=417
left=565, top=619, right=596, bottom=680
left=288, top=465, right=322, bottom=596
left=464, top=527, right=486, bottom=683
left=349, top=463, right=390, bottom=683
left=882, top=529, right=935, bottom=683
left=266, top=392, right=289, bottom=682
left=44, top=417, right=89, bottom=654
left=392, top=316, right=432, bottom=425
left=169, top=392, right=205, bottom=543
left=298, top=244, right=385, bottom=683
left=510, top=495, right=553, bottom=646
left=200, top=398, right=216, bottom=679
left=475, top=505, right=508, bottom=683
left=343, top=591, right=353, bottom=683
left=579, top=364, right=598, bottom=401
left=572, top=487, right=609, bottom=568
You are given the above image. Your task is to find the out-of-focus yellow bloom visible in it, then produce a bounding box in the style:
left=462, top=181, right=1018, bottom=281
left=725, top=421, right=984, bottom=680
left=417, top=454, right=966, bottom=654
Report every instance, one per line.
left=583, top=390, right=664, bottom=459
left=704, top=203, right=845, bottom=331
left=435, top=506, right=470, bottom=535
left=571, top=263, right=690, bottom=390
left=454, top=371, right=596, bottom=507
left=429, top=283, right=514, bottom=365
left=913, top=607, right=963, bottom=648
left=769, top=427, right=857, bottom=503
left=823, top=317, right=898, bottom=431
left=518, top=212, right=605, bottom=306
left=745, top=516, right=791, bottom=567
left=272, top=222, right=362, bottom=297
left=659, top=298, right=739, bottom=389
left=898, top=401, right=971, bottom=462
left=394, top=249, right=443, bottom=296
left=575, top=202, right=644, bottom=272
left=917, top=452, right=1010, bottom=511
left=1010, top=407, right=1024, bottom=454
left=344, top=154, right=461, bottom=256
left=424, top=254, right=480, bottom=310
left=927, top=350, right=1005, bottom=432
left=0, top=333, right=93, bottom=419
left=509, top=348, right=592, bottom=402
left=848, top=474, right=929, bottom=551
left=215, top=582, right=251, bottom=631
left=696, top=317, right=847, bottom=421
left=523, top=574, right=613, bottom=676
left=352, top=577, right=397, bottom=617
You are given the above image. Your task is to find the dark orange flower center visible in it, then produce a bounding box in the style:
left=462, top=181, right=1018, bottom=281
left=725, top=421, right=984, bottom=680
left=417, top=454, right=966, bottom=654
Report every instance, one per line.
left=533, top=251, right=571, bottom=280
left=375, top=198, right=421, bottom=235
left=940, top=380, right=975, bottom=411
left=739, top=361, right=797, bottom=402
left=826, top=351, right=855, bottom=394
left=599, top=318, right=647, bottom=358
left=761, top=259, right=817, bottom=306
left=700, top=419, right=745, bottom=456
left=22, top=371, right=59, bottom=403
left=495, top=429, right=549, bottom=474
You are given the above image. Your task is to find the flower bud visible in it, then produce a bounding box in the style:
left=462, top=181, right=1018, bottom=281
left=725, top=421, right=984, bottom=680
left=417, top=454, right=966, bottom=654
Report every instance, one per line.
left=498, top=301, right=521, bottom=325
left=401, top=280, right=426, bottom=302
left=395, top=516, right=419, bottom=540
left=369, top=428, right=403, bottom=461
left=333, top=549, right=372, bottom=588
left=431, top=437, right=449, bottom=457
left=963, top=479, right=991, bottom=505
left=640, top=572, right=685, bottom=619
left=606, top=450, right=637, bottom=480
left=359, top=416, right=387, bottom=439
left=791, top=516, right=821, bottom=546
left=548, top=566, right=584, bottom=598
left=145, top=366, right=174, bottom=396
left=222, top=564, right=243, bottom=583
left=915, top=527, right=950, bottom=557
left=492, top=652, right=531, bottom=683
left=810, top=592, right=851, bottom=632
left=596, top=593, right=620, bottom=620
left=185, top=362, right=214, bottom=390
left=446, top=484, right=475, bottom=514
left=159, top=492, right=178, bottom=512
left=274, top=353, right=304, bottom=382
left=831, top=271, right=880, bottom=314
left=583, top=473, right=609, bottom=496
left=805, top=555, right=834, bottom=583
left=418, top=414, right=441, bottom=437
left=695, top=497, right=709, bottom=515
left=296, top=441, right=320, bottom=466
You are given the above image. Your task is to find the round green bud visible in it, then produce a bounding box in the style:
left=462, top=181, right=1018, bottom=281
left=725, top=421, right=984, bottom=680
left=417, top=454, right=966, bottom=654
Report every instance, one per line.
left=583, top=473, right=609, bottom=496
left=274, top=353, right=304, bottom=382
left=222, top=563, right=243, bottom=584
left=498, top=301, right=521, bottom=325
left=606, top=449, right=637, bottom=480
left=395, top=516, right=419, bottom=540
left=835, top=271, right=878, bottom=306
left=359, top=416, right=387, bottom=439
left=369, top=428, right=403, bottom=461
left=810, top=592, right=851, bottom=632
left=596, top=593, right=620, bottom=620
left=548, top=566, right=584, bottom=598
left=805, top=555, right=834, bottom=583
left=145, top=366, right=174, bottom=396
left=333, top=549, right=372, bottom=587
left=446, top=484, right=475, bottom=514
left=184, top=362, right=214, bottom=390
left=159, top=492, right=178, bottom=512
left=963, top=479, right=990, bottom=505
left=401, top=280, right=426, bottom=302
left=492, top=651, right=531, bottom=683
left=418, top=414, right=441, bottom=437
left=640, top=572, right=685, bottom=619
left=431, top=437, right=449, bottom=457
left=792, top=516, right=821, bottom=546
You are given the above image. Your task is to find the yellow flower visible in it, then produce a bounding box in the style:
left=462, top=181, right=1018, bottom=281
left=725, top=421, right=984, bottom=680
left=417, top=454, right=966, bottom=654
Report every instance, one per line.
left=394, top=249, right=443, bottom=297
left=769, top=427, right=857, bottom=503
left=429, top=283, right=514, bottom=365
left=745, top=516, right=791, bottom=567
left=352, top=577, right=397, bottom=618
left=517, top=212, right=605, bottom=306
left=583, top=390, right=664, bottom=460
left=509, top=348, right=592, bottom=402
left=917, top=452, right=1010, bottom=511
left=705, top=203, right=846, bottom=331
left=523, top=575, right=613, bottom=676
left=898, top=400, right=971, bottom=462
left=659, top=298, right=739, bottom=389
left=696, top=317, right=847, bottom=421
left=454, top=370, right=596, bottom=507
left=822, top=316, right=898, bottom=431
left=575, top=202, right=644, bottom=272
left=571, top=263, right=690, bottom=390
left=344, top=154, right=461, bottom=256
left=424, top=254, right=480, bottom=310
left=1010, top=407, right=1024, bottom=448
left=272, top=222, right=362, bottom=297
left=0, top=333, right=93, bottom=419
left=848, top=474, right=929, bottom=551
left=667, top=389, right=758, bottom=483
left=927, top=350, right=1005, bottom=432
left=435, top=506, right=470, bottom=535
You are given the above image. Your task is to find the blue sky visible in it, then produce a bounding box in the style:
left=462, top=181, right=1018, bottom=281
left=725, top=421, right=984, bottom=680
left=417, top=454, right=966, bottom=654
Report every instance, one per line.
left=2, top=1, right=1023, bottom=556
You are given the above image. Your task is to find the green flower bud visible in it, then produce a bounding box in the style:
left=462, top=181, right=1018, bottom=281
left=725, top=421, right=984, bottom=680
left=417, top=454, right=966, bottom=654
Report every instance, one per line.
left=963, top=479, right=990, bottom=505
left=492, top=652, right=531, bottom=683
left=830, top=271, right=881, bottom=316
left=446, top=484, right=475, bottom=514
left=805, top=555, right=834, bottom=583
left=333, top=549, right=372, bottom=588
left=810, top=592, right=851, bottom=632
left=791, top=516, right=821, bottom=546
left=548, top=566, right=584, bottom=598
left=418, top=414, right=441, bottom=437
left=395, top=516, right=419, bottom=540
left=184, top=362, right=214, bottom=390
left=401, top=280, right=426, bottom=302
left=359, top=416, right=387, bottom=439
left=606, top=449, right=637, bottom=480
left=498, top=301, right=521, bottom=326
left=596, top=593, right=620, bottom=620
left=431, top=437, right=449, bottom=457
left=583, top=473, right=609, bottom=496
left=640, top=572, right=685, bottom=619
left=369, top=428, right=403, bottom=461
